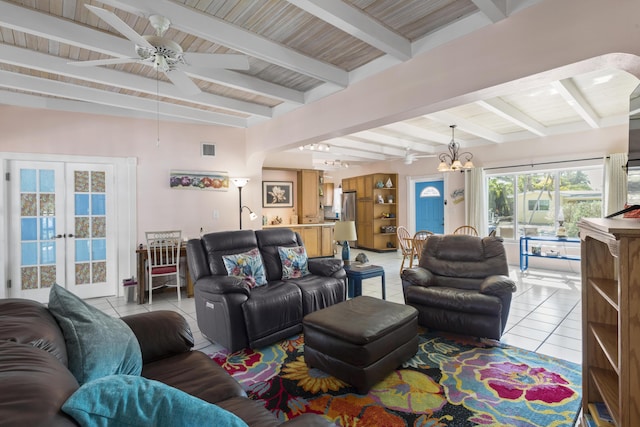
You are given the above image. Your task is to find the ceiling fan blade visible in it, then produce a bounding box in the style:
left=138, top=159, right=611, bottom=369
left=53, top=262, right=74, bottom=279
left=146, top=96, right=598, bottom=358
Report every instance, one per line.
left=165, top=69, right=201, bottom=95
left=68, top=57, right=140, bottom=67
left=184, top=53, right=250, bottom=70
left=85, top=4, right=154, bottom=50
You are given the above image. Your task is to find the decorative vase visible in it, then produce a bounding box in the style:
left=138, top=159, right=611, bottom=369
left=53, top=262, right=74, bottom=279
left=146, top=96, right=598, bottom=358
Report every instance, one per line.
left=376, top=181, right=384, bottom=188
left=385, top=178, right=393, bottom=188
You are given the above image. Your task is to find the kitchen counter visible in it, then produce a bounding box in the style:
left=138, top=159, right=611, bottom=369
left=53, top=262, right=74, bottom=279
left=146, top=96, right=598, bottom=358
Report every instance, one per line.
left=261, top=223, right=335, bottom=257
left=263, top=222, right=335, bottom=228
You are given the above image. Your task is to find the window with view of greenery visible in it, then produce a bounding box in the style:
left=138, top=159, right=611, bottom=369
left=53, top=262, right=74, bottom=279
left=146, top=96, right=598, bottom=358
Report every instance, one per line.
left=487, top=167, right=602, bottom=239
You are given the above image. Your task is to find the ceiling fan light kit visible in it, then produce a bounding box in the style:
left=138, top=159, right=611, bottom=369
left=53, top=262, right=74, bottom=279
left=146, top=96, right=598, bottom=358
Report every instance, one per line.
left=71, top=5, right=250, bottom=96
left=437, top=125, right=475, bottom=172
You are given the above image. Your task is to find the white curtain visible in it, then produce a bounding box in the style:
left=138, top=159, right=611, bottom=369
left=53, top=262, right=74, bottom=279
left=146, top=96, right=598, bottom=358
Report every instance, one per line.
left=465, top=167, right=486, bottom=235
left=604, top=153, right=628, bottom=216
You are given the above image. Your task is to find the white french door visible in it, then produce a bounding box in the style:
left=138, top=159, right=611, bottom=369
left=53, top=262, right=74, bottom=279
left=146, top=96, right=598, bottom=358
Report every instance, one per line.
left=8, top=160, right=117, bottom=301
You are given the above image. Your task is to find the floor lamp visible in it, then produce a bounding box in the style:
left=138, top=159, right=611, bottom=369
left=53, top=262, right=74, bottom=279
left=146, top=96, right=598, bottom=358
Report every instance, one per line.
left=231, top=178, right=257, bottom=229
left=334, top=220, right=357, bottom=265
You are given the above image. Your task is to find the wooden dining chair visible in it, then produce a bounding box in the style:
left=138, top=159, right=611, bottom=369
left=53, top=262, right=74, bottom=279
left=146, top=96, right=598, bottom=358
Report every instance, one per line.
left=396, top=226, right=415, bottom=274
left=453, top=225, right=479, bottom=236
left=412, top=230, right=434, bottom=263
left=145, top=230, right=182, bottom=304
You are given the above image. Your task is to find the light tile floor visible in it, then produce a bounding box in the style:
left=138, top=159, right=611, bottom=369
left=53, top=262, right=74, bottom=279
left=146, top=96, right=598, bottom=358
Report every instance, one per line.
left=87, top=248, right=582, bottom=364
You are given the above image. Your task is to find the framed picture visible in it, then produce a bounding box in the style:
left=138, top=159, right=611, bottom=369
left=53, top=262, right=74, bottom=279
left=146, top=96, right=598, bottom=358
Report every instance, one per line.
left=263, top=181, right=293, bottom=207
left=169, top=170, right=229, bottom=191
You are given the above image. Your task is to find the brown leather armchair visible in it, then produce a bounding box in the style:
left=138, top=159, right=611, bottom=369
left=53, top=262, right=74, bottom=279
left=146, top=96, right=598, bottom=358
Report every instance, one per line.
left=401, top=234, right=516, bottom=340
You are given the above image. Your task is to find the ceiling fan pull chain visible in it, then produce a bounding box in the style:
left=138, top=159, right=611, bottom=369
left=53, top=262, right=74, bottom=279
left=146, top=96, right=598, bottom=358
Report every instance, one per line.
left=156, top=69, right=160, bottom=147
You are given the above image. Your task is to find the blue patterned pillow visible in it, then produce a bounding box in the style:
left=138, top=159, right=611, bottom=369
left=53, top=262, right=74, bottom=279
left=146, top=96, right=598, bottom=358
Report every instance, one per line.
left=278, top=246, right=310, bottom=279
left=222, top=248, right=267, bottom=288
left=62, top=374, right=248, bottom=427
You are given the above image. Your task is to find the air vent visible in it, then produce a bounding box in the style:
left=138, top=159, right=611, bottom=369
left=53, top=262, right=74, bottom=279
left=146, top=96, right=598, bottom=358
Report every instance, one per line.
left=201, top=143, right=216, bottom=157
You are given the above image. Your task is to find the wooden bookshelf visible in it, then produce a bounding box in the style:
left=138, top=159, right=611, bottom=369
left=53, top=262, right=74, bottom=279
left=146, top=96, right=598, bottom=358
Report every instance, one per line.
left=342, top=173, right=398, bottom=252
left=578, top=218, right=640, bottom=426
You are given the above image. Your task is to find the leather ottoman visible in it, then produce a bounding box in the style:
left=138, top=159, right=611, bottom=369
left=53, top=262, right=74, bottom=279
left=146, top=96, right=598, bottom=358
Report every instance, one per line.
left=303, top=296, right=418, bottom=394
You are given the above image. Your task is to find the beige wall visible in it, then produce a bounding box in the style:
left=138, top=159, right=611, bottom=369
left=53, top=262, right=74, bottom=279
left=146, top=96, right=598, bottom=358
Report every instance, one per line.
left=0, top=106, right=252, bottom=242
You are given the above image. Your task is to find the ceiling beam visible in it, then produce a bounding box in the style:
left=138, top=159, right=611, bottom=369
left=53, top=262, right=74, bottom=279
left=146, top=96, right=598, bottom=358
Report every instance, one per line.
left=0, top=70, right=247, bottom=127
left=347, top=131, right=436, bottom=153
left=0, top=90, right=204, bottom=124
left=328, top=137, right=407, bottom=157
left=428, top=111, right=506, bottom=142
left=471, top=0, right=508, bottom=22
left=551, top=79, right=600, bottom=128
left=381, top=122, right=452, bottom=145
left=315, top=146, right=387, bottom=160
left=286, top=0, right=412, bottom=60
left=476, top=98, right=547, bottom=136
left=96, top=0, right=349, bottom=87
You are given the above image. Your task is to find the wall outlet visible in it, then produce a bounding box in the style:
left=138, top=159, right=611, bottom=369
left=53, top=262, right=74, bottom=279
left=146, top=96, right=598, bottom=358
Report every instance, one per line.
left=213, top=209, right=219, bottom=220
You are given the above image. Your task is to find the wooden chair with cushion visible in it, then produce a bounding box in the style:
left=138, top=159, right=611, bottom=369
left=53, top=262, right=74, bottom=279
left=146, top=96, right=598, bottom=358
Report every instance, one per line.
left=453, top=225, right=479, bottom=236
left=412, top=230, right=434, bottom=264
left=146, top=230, right=182, bottom=304
left=396, top=226, right=415, bottom=274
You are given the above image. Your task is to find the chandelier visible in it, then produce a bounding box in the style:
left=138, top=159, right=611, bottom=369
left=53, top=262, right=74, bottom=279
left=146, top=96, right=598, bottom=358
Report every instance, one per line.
left=437, top=125, right=475, bottom=172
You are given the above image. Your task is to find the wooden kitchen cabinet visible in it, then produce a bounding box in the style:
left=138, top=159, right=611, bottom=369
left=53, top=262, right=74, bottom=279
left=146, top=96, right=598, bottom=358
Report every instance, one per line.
left=297, top=169, right=322, bottom=223
left=320, top=224, right=335, bottom=256
left=298, top=226, right=321, bottom=258
left=323, top=183, right=334, bottom=207
left=265, top=224, right=335, bottom=258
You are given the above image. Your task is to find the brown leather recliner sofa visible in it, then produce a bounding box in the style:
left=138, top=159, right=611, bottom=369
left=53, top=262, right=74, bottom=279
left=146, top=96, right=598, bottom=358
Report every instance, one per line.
left=0, top=298, right=331, bottom=426
left=401, top=234, right=516, bottom=340
left=187, top=228, right=347, bottom=353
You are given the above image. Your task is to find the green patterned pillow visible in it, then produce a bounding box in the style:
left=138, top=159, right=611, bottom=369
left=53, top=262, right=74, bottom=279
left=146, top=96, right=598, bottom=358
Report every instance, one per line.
left=222, top=248, right=267, bottom=288
left=48, top=284, right=142, bottom=385
left=62, top=374, right=248, bottom=427
left=278, top=246, right=311, bottom=279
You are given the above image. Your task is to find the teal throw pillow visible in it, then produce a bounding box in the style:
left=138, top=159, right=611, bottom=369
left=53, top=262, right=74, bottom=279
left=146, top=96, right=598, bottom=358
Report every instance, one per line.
left=62, top=374, right=248, bottom=427
left=48, top=284, right=142, bottom=385
left=278, top=246, right=311, bottom=279
left=222, top=248, right=267, bottom=288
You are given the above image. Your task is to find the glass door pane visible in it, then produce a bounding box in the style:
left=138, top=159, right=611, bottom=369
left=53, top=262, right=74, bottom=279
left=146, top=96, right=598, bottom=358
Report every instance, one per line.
left=10, top=161, right=65, bottom=302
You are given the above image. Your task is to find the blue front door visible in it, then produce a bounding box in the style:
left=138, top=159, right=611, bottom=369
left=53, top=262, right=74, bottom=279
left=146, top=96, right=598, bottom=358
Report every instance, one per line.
left=415, top=180, right=444, bottom=234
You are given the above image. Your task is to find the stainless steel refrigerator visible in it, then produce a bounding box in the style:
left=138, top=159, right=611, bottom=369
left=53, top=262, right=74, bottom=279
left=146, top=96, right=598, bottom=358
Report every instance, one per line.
left=341, top=191, right=356, bottom=222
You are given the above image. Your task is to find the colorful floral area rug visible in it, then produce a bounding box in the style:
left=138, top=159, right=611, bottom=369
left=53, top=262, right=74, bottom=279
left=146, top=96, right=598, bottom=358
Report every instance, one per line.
left=211, top=330, right=582, bottom=426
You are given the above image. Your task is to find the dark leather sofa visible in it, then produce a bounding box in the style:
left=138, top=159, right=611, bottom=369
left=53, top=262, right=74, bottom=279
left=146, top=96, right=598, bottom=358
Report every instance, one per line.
left=0, top=298, right=331, bottom=426
left=187, top=228, right=347, bottom=352
left=401, top=234, right=516, bottom=340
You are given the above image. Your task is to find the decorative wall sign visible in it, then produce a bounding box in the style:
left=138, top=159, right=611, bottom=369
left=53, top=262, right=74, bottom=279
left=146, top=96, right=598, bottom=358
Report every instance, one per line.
left=169, top=170, right=229, bottom=191
left=263, top=181, right=293, bottom=207
left=451, top=188, right=465, bottom=204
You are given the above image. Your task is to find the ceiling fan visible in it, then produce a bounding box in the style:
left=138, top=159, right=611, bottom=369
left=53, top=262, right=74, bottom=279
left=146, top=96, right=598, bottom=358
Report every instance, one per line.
left=403, top=148, right=436, bottom=165
left=69, top=4, right=250, bottom=95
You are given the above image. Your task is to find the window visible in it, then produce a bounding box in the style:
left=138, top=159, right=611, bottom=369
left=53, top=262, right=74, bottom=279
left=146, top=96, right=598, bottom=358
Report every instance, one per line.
left=487, top=166, right=602, bottom=239
left=528, top=200, right=550, bottom=211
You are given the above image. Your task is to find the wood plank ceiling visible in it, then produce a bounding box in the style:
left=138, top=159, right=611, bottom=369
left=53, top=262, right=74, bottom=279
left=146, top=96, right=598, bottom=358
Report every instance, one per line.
left=0, top=0, right=637, bottom=169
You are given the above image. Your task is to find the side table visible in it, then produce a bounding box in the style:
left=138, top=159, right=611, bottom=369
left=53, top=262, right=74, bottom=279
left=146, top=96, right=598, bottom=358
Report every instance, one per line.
left=344, top=263, right=386, bottom=300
